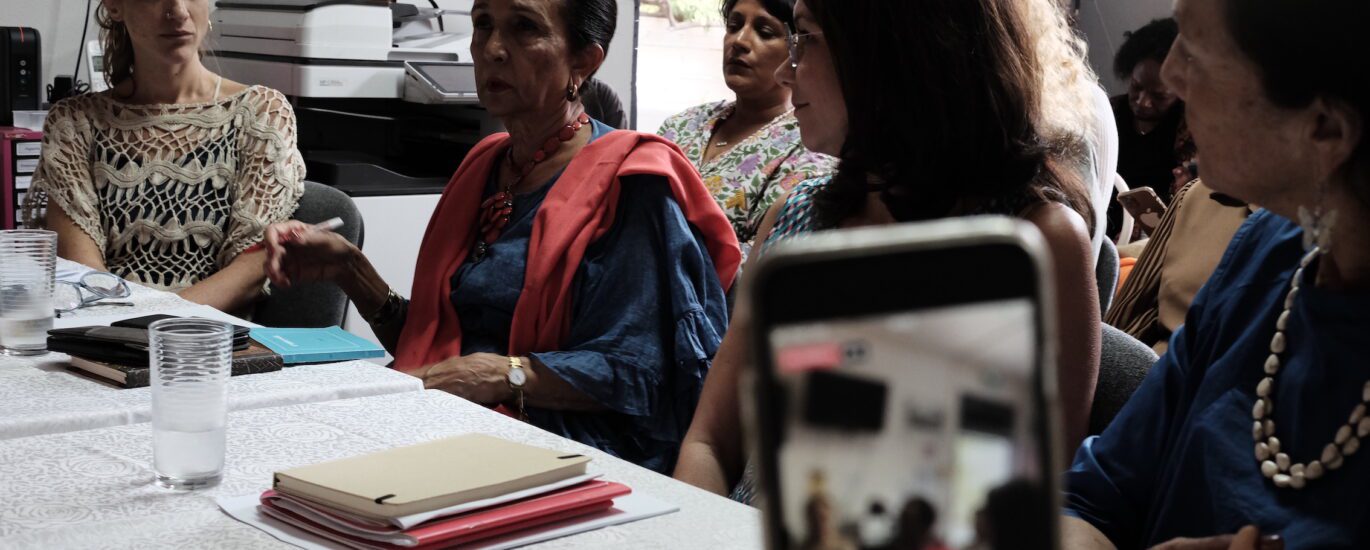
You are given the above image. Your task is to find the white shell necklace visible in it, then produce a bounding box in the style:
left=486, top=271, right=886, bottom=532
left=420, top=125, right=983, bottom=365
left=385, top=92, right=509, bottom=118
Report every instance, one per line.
left=1253, top=238, right=1367, bottom=489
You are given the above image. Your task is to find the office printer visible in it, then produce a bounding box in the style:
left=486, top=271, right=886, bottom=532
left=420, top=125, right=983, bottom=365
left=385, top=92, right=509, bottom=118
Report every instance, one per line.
left=210, top=0, right=496, bottom=191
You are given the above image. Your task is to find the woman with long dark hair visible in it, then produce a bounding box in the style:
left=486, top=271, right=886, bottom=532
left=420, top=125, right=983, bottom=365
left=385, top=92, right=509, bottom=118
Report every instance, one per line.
left=675, top=0, right=1100, bottom=498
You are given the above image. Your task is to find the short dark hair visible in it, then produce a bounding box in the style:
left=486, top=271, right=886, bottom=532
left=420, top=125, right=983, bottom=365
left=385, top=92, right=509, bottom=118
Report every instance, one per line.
left=721, top=0, right=797, bottom=29
left=1223, top=0, right=1370, bottom=206
left=1112, top=18, right=1178, bottom=80
left=804, top=0, right=1093, bottom=231
left=563, top=0, right=617, bottom=58
left=901, top=497, right=936, bottom=533
left=985, top=480, right=1052, bottom=550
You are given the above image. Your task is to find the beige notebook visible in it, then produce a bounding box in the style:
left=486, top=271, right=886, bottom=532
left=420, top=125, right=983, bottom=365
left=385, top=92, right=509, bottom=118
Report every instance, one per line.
left=272, top=434, right=592, bottom=521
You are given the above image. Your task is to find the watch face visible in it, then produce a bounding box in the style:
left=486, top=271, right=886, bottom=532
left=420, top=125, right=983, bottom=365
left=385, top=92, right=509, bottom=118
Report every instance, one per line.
left=508, top=367, right=528, bottom=386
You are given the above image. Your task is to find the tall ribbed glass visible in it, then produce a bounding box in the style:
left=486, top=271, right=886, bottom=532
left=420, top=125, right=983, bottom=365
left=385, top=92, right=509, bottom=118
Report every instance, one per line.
left=0, top=229, right=57, bottom=356
left=149, top=318, right=232, bottom=490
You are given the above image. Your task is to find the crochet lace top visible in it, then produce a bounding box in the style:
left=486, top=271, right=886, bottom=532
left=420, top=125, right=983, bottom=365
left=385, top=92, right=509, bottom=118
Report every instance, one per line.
left=22, top=86, right=305, bottom=291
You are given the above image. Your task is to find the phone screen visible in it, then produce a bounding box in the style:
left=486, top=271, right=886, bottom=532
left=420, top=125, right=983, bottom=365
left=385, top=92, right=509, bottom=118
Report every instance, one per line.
left=765, top=298, right=1049, bottom=550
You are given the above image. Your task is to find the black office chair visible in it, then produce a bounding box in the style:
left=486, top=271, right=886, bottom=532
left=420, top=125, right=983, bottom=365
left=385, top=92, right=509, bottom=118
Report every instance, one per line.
left=1097, top=237, right=1120, bottom=317
left=252, top=181, right=365, bottom=328
left=1089, top=324, right=1159, bottom=436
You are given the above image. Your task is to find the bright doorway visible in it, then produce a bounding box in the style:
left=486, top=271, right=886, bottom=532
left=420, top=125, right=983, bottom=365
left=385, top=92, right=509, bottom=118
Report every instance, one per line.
left=635, top=1, right=734, bottom=132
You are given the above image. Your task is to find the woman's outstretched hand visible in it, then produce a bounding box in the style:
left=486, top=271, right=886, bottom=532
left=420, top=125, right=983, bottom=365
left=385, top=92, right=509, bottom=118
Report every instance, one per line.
left=262, top=220, right=359, bottom=289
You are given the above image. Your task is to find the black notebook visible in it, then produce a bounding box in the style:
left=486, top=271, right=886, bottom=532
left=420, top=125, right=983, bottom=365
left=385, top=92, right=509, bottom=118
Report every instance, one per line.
left=112, top=314, right=251, bottom=348
left=48, top=316, right=280, bottom=388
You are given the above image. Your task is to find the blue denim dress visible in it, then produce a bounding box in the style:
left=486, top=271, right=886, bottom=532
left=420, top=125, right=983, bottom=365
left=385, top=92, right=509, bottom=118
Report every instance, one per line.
left=449, top=120, right=729, bottom=473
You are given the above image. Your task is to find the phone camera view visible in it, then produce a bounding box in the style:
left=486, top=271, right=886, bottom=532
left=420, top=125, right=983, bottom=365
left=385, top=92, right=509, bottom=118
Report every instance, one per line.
left=767, top=300, right=1051, bottom=550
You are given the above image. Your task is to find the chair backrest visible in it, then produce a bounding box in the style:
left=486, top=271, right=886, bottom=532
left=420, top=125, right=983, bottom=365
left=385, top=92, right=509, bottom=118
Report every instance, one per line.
left=1114, top=174, right=1136, bottom=247
left=252, top=181, right=365, bottom=328
left=1096, top=237, right=1120, bottom=317
left=1089, top=324, right=1159, bottom=436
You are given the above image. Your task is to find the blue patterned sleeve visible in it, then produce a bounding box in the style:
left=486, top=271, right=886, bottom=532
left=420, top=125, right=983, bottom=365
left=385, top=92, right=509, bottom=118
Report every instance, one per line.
left=527, top=176, right=729, bottom=473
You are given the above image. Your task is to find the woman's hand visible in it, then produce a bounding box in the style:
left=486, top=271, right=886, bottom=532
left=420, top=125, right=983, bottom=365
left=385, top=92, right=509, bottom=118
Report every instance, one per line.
left=263, top=220, right=359, bottom=289
left=1172, top=157, right=1200, bottom=196
left=422, top=353, right=513, bottom=405
left=1152, top=526, right=1281, bottom=550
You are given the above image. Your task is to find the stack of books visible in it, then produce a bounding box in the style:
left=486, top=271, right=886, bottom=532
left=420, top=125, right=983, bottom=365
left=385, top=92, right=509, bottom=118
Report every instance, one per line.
left=50, top=317, right=387, bottom=388
left=49, top=315, right=283, bottom=388
left=256, top=434, right=648, bottom=549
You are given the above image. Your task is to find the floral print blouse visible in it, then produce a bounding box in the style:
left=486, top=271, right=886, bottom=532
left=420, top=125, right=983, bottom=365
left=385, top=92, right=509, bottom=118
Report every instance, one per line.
left=658, top=100, right=836, bottom=252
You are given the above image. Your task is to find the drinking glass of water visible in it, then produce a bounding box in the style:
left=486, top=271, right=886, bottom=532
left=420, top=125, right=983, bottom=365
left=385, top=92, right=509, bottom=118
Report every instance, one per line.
left=150, top=318, right=233, bottom=490
left=0, top=229, right=58, bottom=356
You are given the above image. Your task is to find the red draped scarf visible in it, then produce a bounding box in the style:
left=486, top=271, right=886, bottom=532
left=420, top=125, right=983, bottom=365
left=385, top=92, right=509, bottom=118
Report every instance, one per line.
left=393, top=130, right=742, bottom=371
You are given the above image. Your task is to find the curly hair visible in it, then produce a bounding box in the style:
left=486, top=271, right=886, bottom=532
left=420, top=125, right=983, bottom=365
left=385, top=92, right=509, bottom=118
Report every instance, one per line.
left=1022, top=0, right=1100, bottom=152
left=96, top=3, right=135, bottom=88
left=1112, top=18, right=1178, bottom=80
left=96, top=2, right=214, bottom=93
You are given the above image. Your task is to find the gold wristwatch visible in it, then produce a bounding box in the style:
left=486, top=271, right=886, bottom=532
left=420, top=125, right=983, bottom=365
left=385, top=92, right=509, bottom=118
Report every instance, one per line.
left=506, top=356, right=528, bottom=421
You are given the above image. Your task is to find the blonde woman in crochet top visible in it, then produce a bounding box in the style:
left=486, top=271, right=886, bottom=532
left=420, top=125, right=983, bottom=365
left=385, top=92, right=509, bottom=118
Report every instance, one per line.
left=23, top=0, right=303, bottom=313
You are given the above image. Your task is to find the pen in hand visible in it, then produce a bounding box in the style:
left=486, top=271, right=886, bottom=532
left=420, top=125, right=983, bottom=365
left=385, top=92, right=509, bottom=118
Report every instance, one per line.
left=243, top=217, right=345, bottom=255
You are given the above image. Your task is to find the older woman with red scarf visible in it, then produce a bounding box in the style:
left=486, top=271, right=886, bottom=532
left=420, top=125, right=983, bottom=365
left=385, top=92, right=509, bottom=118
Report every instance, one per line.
left=261, top=0, right=740, bottom=473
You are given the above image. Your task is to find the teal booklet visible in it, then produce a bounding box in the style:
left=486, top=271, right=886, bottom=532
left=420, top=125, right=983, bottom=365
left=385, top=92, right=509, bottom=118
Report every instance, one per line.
left=249, top=327, right=386, bottom=364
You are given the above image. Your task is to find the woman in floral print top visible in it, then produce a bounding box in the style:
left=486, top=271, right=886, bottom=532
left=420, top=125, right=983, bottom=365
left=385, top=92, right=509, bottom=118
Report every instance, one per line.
left=657, top=0, right=835, bottom=254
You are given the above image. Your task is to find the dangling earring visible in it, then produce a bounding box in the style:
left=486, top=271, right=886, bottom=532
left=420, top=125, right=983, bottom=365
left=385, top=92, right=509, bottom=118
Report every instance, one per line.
left=566, top=82, right=580, bottom=102
left=1298, top=183, right=1339, bottom=253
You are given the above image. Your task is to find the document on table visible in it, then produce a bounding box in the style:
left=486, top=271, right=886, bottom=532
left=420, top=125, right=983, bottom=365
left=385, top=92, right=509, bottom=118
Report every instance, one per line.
left=218, top=491, right=678, bottom=550
left=53, top=304, right=263, bottom=330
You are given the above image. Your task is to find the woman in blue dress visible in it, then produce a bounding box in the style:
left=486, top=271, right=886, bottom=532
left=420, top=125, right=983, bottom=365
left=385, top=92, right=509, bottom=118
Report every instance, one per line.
left=1062, top=0, right=1370, bottom=548
left=262, top=0, right=740, bottom=474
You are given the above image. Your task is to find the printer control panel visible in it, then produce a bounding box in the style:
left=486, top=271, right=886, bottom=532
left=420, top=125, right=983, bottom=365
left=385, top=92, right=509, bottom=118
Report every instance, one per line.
left=403, top=61, right=481, bottom=105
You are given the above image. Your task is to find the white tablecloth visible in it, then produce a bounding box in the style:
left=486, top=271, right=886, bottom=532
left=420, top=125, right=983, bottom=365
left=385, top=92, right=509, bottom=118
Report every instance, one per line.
left=0, top=260, right=423, bottom=440
left=0, top=354, right=423, bottom=440
left=0, top=390, right=764, bottom=549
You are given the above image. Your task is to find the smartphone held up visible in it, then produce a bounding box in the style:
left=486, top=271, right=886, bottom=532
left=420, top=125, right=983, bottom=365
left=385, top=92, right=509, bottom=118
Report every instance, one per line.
left=743, top=217, right=1063, bottom=550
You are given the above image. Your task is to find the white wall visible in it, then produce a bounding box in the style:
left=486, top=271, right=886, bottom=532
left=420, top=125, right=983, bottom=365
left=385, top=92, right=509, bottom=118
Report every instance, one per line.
left=0, top=0, right=636, bottom=119
left=1075, top=0, right=1175, bottom=95
left=0, top=0, right=100, bottom=95
left=605, top=0, right=638, bottom=125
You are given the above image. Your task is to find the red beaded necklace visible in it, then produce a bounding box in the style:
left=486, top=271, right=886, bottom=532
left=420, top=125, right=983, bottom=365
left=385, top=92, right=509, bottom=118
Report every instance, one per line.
left=474, top=112, right=591, bottom=260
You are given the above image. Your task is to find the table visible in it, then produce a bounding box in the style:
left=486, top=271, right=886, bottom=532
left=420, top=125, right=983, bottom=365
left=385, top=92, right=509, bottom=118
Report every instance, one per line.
left=0, top=390, right=764, bottom=549
left=0, top=260, right=423, bottom=440
left=0, top=355, right=423, bottom=441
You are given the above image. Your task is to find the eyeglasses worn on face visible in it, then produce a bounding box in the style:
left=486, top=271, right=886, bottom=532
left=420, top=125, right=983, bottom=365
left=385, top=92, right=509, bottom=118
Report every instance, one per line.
left=787, top=31, right=823, bottom=69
